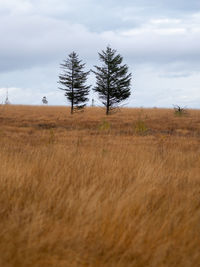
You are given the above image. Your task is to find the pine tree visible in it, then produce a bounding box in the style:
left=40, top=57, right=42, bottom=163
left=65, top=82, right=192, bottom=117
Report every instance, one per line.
left=92, top=46, right=132, bottom=115
left=58, top=52, right=90, bottom=114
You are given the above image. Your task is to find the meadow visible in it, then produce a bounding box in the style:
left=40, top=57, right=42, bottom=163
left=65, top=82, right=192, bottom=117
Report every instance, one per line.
left=0, top=105, right=200, bottom=267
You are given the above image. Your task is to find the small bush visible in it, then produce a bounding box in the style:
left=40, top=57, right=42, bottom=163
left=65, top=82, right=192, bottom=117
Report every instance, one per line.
left=98, top=120, right=111, bottom=131
left=134, top=119, right=148, bottom=135
left=174, top=105, right=188, bottom=117
left=48, top=129, right=55, bottom=144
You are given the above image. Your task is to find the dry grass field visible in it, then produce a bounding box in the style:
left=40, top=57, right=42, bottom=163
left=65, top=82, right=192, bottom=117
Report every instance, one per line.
left=0, top=105, right=200, bottom=267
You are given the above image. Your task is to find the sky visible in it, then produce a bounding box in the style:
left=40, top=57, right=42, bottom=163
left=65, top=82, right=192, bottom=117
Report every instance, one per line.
left=0, top=0, right=200, bottom=108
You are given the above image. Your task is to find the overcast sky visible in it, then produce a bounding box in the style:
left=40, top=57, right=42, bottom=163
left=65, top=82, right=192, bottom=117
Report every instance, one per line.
left=0, top=0, right=200, bottom=108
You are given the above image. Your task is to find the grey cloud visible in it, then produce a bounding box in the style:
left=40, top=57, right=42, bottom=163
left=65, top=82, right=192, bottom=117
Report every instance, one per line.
left=159, top=72, right=193, bottom=79
left=2, top=0, right=199, bottom=32
left=0, top=13, right=102, bottom=72
left=47, top=0, right=200, bottom=31
left=1, top=8, right=200, bottom=73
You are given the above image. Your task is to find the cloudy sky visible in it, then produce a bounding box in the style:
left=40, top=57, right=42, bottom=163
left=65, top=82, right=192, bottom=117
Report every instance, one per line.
left=0, top=0, right=200, bottom=107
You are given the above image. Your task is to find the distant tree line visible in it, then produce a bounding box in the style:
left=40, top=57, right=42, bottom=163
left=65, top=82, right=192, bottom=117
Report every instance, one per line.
left=58, top=46, right=132, bottom=115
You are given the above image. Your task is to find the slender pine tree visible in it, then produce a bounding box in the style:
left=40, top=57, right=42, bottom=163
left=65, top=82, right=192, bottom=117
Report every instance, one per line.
left=92, top=46, right=132, bottom=115
left=58, top=52, right=90, bottom=114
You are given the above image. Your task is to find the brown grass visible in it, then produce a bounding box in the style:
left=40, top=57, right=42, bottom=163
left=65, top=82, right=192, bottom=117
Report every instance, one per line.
left=0, top=105, right=200, bottom=267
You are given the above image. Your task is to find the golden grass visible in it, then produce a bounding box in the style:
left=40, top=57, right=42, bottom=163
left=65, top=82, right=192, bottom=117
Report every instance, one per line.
left=0, top=105, right=200, bottom=267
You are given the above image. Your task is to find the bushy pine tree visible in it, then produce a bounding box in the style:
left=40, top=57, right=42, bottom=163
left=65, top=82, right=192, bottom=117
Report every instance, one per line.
left=58, top=52, right=90, bottom=114
left=92, top=46, right=132, bottom=115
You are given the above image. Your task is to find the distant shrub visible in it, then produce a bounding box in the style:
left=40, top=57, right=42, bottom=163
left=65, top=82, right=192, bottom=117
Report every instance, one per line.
left=99, top=120, right=111, bottom=131
left=134, top=119, right=148, bottom=135
left=48, top=129, right=55, bottom=144
left=76, top=136, right=83, bottom=147
left=174, top=105, right=188, bottom=117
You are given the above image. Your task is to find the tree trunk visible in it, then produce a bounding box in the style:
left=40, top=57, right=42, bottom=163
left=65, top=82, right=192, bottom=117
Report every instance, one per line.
left=106, top=102, right=109, bottom=115
left=106, top=69, right=110, bottom=115
left=71, top=102, right=73, bottom=114
left=71, top=70, right=74, bottom=115
left=71, top=90, right=74, bottom=114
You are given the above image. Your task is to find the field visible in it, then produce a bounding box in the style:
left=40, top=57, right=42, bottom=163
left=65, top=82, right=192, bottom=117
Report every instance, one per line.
left=0, top=105, right=200, bottom=267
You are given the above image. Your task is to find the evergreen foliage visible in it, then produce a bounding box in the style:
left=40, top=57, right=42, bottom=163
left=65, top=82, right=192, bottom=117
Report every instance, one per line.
left=58, top=52, right=90, bottom=114
left=92, top=46, right=132, bottom=115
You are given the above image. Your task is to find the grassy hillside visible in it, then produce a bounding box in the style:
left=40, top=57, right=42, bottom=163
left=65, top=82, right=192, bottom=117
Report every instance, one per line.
left=0, top=105, right=200, bottom=267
